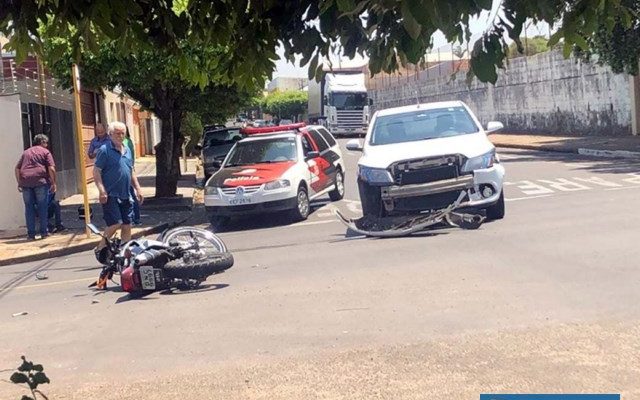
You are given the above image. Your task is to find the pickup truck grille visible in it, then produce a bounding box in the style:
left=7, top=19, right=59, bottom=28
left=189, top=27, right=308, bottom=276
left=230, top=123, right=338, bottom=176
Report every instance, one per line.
left=391, top=155, right=464, bottom=186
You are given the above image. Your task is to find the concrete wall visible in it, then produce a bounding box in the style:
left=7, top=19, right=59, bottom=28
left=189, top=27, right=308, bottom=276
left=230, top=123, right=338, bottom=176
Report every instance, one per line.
left=267, top=77, right=306, bottom=93
left=369, top=50, right=633, bottom=136
left=0, top=94, right=28, bottom=230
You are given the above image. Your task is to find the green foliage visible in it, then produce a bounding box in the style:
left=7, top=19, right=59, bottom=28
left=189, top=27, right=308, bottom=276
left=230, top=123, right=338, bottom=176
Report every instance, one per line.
left=40, top=28, right=260, bottom=196
left=576, top=0, right=640, bottom=75
left=262, top=91, right=308, bottom=120
left=180, top=112, right=203, bottom=155
left=3, top=0, right=640, bottom=85
left=507, top=35, right=552, bottom=58
left=7, top=356, right=50, bottom=400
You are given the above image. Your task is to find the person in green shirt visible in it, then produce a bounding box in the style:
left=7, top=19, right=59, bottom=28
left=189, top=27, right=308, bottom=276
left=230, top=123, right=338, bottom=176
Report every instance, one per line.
left=125, top=126, right=141, bottom=225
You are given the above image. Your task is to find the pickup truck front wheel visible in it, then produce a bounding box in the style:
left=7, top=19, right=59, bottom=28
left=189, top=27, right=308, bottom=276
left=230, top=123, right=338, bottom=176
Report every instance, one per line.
left=358, top=179, right=385, bottom=218
left=485, top=191, right=505, bottom=220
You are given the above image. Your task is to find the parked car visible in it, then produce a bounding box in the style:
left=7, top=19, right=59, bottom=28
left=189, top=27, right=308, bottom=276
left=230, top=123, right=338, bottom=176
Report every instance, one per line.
left=204, top=124, right=227, bottom=132
left=204, top=123, right=346, bottom=228
left=346, top=100, right=506, bottom=220
left=252, top=119, right=267, bottom=127
left=198, top=127, right=245, bottom=179
left=278, top=119, right=293, bottom=125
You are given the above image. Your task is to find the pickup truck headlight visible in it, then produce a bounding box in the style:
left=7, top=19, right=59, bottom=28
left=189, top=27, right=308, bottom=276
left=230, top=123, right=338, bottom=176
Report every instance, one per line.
left=264, top=179, right=291, bottom=190
left=204, top=186, right=219, bottom=196
left=461, top=150, right=496, bottom=172
left=358, top=166, right=393, bottom=185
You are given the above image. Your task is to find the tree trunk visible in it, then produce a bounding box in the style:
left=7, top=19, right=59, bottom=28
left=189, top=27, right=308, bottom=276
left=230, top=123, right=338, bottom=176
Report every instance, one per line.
left=155, top=111, right=181, bottom=197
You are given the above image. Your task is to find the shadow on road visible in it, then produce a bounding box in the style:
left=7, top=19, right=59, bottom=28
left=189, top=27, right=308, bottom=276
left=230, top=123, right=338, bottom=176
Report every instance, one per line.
left=499, top=149, right=640, bottom=175
left=159, top=283, right=229, bottom=295
left=213, top=201, right=330, bottom=233
left=0, top=259, right=56, bottom=301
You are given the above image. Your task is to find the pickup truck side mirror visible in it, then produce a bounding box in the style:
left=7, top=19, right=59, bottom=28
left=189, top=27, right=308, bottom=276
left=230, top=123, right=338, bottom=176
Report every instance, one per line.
left=346, top=139, right=364, bottom=152
left=368, top=98, right=373, bottom=106
left=212, top=160, right=222, bottom=168
left=486, top=121, right=504, bottom=133
left=305, top=151, right=320, bottom=160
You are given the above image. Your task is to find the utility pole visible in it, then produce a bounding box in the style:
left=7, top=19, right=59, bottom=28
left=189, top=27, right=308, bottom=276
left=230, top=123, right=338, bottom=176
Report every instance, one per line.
left=71, top=64, right=92, bottom=238
left=37, top=57, right=48, bottom=133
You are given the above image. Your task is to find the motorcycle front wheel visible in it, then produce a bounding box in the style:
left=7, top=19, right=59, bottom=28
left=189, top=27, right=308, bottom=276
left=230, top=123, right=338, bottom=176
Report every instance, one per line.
left=161, top=226, right=227, bottom=253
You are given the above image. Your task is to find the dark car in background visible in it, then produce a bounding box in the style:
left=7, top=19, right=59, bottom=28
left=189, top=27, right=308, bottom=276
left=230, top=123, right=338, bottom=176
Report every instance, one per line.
left=199, top=127, right=245, bottom=180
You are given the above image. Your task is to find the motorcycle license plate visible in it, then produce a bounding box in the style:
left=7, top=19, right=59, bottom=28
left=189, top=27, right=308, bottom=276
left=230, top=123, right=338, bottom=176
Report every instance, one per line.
left=139, top=265, right=156, bottom=290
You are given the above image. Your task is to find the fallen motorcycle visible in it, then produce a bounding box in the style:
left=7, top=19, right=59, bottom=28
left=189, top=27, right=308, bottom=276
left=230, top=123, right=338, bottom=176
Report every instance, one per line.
left=88, top=223, right=234, bottom=293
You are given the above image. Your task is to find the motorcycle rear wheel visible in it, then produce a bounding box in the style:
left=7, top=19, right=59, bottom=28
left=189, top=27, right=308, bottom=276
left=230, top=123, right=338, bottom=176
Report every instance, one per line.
left=163, top=252, right=235, bottom=280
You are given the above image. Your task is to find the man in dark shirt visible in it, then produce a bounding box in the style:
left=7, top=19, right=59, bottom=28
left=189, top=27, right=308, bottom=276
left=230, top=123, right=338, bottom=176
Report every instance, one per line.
left=87, top=122, right=110, bottom=159
left=93, top=121, right=143, bottom=252
left=15, top=134, right=57, bottom=240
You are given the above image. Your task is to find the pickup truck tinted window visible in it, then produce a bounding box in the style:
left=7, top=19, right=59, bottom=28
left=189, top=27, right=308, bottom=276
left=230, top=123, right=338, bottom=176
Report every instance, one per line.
left=371, top=106, right=479, bottom=146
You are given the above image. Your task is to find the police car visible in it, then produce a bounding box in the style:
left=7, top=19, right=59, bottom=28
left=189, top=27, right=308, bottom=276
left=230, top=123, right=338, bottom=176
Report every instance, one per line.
left=204, top=123, right=345, bottom=227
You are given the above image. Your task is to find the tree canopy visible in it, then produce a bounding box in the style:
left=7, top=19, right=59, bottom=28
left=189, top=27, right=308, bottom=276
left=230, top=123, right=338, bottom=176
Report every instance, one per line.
left=262, top=91, right=308, bottom=121
left=43, top=34, right=258, bottom=196
left=507, top=35, right=552, bottom=58
left=2, top=0, right=639, bottom=85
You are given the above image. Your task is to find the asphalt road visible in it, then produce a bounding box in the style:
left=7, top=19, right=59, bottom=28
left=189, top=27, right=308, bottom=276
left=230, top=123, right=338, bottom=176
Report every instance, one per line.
left=1, top=142, right=640, bottom=399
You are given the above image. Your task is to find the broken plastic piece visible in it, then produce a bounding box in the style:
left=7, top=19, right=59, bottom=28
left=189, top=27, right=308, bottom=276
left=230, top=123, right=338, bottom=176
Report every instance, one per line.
left=336, top=191, right=486, bottom=237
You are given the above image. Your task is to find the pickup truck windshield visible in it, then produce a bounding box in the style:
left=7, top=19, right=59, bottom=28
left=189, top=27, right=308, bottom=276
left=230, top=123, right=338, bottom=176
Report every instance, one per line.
left=370, top=106, right=479, bottom=146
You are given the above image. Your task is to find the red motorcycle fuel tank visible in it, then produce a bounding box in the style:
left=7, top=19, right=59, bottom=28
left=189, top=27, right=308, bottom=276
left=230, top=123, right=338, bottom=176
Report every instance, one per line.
left=120, top=266, right=139, bottom=292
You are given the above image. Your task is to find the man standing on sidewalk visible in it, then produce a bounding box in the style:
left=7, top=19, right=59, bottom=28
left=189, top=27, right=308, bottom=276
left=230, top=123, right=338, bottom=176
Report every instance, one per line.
left=87, top=122, right=110, bottom=159
left=15, top=134, right=57, bottom=240
left=93, top=122, right=143, bottom=258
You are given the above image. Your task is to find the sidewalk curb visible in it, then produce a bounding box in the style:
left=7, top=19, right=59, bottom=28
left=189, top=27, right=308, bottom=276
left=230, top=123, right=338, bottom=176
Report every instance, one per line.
left=0, top=218, right=187, bottom=267
left=495, top=143, right=640, bottom=159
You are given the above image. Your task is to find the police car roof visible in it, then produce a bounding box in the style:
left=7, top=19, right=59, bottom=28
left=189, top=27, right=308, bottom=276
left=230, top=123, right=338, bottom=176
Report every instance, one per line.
left=241, top=122, right=306, bottom=135
left=240, top=132, right=298, bottom=142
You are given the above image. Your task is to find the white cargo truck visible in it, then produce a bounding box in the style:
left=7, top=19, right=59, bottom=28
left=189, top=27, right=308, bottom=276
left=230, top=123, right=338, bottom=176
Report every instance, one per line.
left=308, top=69, right=371, bottom=137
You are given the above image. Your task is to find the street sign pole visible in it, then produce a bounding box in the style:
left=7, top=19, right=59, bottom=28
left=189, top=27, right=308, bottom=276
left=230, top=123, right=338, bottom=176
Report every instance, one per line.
left=71, top=64, right=92, bottom=238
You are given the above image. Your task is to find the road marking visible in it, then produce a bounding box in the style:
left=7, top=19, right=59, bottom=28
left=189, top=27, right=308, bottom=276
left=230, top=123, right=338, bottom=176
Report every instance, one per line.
left=605, top=185, right=640, bottom=191
left=292, top=220, right=338, bottom=227
left=622, top=173, right=640, bottom=185
left=513, top=180, right=555, bottom=195
left=537, top=178, right=591, bottom=192
left=573, top=177, right=623, bottom=187
left=2, top=277, right=96, bottom=292
left=505, top=194, right=554, bottom=202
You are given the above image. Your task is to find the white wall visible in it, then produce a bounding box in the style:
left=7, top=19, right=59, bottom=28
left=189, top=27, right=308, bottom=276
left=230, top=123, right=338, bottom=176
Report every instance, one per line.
left=370, top=50, right=633, bottom=136
left=0, top=94, right=28, bottom=231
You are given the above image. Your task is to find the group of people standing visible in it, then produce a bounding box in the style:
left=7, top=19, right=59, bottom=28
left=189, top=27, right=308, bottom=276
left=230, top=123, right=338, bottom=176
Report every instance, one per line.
left=15, top=121, right=143, bottom=241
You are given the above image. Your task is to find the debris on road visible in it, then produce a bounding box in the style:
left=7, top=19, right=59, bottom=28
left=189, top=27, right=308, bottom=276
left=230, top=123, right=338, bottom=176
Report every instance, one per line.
left=35, top=272, right=48, bottom=280
left=12, top=312, right=28, bottom=317
left=335, top=192, right=485, bottom=237
left=91, top=299, right=100, bottom=304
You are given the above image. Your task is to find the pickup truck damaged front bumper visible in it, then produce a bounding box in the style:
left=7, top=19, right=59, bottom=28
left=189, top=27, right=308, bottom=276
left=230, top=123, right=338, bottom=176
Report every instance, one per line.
left=335, top=191, right=486, bottom=238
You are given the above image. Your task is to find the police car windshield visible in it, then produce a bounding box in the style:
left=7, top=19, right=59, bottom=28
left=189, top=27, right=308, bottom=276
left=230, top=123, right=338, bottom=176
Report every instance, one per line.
left=225, top=138, right=297, bottom=167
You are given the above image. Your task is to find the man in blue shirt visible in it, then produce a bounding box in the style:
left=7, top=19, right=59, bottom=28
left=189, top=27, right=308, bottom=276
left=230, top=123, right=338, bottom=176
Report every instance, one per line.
left=87, top=122, right=110, bottom=159
left=93, top=121, right=143, bottom=252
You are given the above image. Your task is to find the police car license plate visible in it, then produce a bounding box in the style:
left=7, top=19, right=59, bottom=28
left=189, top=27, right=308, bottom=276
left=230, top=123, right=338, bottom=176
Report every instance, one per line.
left=229, top=197, right=251, bottom=205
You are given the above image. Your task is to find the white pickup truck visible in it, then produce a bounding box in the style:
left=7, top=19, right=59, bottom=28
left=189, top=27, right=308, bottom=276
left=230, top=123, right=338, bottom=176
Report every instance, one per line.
left=346, top=100, right=506, bottom=221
